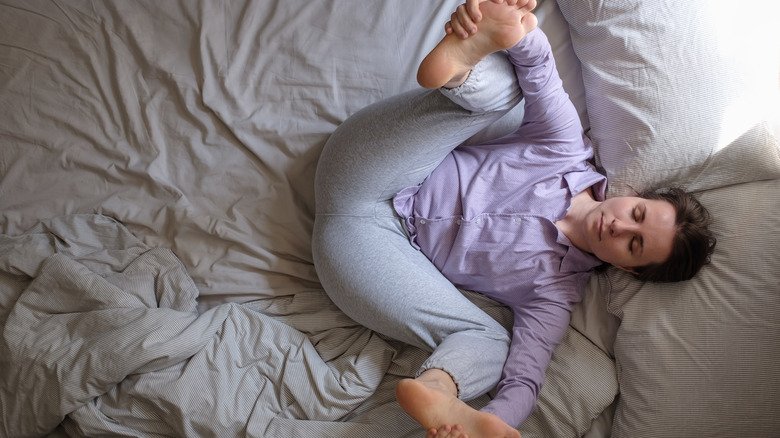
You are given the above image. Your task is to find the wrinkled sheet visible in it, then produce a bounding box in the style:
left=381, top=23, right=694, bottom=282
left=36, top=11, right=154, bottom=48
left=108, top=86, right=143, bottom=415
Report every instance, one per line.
left=0, top=2, right=463, bottom=434
left=0, top=215, right=413, bottom=437
left=0, top=1, right=616, bottom=437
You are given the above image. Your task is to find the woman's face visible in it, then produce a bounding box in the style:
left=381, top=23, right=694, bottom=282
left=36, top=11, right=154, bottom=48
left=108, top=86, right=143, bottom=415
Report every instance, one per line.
left=583, top=196, right=677, bottom=271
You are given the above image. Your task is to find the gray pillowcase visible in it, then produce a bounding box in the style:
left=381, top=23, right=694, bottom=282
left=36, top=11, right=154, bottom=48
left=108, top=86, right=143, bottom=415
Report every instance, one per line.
left=603, top=179, right=780, bottom=437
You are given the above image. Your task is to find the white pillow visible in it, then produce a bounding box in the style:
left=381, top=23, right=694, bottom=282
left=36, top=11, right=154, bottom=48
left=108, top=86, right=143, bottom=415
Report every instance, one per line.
left=557, top=0, right=780, bottom=196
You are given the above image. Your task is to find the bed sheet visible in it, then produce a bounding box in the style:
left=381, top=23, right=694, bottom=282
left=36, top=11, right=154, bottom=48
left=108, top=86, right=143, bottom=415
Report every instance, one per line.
left=1, top=0, right=448, bottom=310
left=0, top=1, right=611, bottom=437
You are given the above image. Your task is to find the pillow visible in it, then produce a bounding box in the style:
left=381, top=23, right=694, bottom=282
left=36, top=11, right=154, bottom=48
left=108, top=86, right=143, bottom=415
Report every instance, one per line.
left=556, top=0, right=780, bottom=196
left=601, top=178, right=780, bottom=437
left=519, top=326, right=618, bottom=438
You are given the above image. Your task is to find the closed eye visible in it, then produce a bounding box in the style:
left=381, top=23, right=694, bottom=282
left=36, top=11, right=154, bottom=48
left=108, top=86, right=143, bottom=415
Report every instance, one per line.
left=629, top=234, right=644, bottom=255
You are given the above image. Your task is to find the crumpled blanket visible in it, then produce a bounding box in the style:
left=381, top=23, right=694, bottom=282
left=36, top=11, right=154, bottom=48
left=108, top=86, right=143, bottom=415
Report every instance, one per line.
left=0, top=215, right=408, bottom=437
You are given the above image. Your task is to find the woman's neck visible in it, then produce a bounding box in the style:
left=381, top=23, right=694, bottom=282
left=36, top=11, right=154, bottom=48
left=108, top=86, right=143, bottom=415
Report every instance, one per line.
left=555, top=187, right=598, bottom=253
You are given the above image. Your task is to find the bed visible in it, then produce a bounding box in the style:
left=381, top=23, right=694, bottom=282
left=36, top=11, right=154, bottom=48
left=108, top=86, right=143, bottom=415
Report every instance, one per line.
left=1, top=0, right=779, bottom=437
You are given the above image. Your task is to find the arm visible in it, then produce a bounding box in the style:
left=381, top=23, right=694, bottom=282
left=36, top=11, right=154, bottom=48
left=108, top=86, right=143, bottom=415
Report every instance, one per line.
left=448, top=5, right=582, bottom=145
left=481, top=289, right=574, bottom=427
left=506, top=27, right=584, bottom=145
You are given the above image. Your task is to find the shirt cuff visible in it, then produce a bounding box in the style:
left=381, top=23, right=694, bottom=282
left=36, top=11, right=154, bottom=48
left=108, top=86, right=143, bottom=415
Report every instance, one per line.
left=481, top=384, right=535, bottom=428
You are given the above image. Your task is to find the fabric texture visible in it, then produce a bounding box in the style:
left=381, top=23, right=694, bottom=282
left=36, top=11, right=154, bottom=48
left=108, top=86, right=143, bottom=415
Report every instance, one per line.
left=0, top=215, right=394, bottom=437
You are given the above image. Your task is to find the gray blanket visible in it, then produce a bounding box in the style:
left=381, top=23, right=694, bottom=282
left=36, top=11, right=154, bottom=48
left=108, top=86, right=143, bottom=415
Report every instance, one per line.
left=0, top=215, right=411, bottom=437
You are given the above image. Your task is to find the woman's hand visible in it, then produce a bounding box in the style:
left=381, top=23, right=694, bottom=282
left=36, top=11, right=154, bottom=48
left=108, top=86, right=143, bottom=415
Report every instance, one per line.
left=445, top=0, right=523, bottom=39
left=426, top=424, right=468, bottom=438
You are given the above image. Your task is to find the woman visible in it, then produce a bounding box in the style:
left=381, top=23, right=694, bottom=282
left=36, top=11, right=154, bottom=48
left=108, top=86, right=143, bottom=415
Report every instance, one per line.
left=312, top=1, right=715, bottom=437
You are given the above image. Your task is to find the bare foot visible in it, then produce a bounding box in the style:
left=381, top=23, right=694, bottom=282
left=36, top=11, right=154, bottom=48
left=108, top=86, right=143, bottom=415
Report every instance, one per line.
left=417, top=1, right=538, bottom=89
left=397, top=378, right=521, bottom=438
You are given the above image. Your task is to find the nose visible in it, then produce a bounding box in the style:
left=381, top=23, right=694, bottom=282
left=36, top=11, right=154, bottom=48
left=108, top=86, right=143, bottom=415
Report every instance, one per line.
left=609, top=218, right=639, bottom=236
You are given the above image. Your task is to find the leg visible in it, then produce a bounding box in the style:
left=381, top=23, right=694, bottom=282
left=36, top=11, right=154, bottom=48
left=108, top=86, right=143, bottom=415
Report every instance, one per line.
left=314, top=52, right=521, bottom=218
left=313, top=214, right=510, bottom=394
left=313, top=17, right=521, bottom=410
left=313, top=3, right=532, bottom=437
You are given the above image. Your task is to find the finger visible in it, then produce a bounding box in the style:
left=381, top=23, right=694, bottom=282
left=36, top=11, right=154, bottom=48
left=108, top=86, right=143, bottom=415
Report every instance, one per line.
left=521, top=11, right=538, bottom=30
left=450, top=424, right=464, bottom=438
left=522, top=0, right=537, bottom=12
left=466, top=0, right=482, bottom=22
left=456, top=4, right=478, bottom=35
left=449, top=12, right=470, bottom=39
left=445, top=21, right=453, bottom=35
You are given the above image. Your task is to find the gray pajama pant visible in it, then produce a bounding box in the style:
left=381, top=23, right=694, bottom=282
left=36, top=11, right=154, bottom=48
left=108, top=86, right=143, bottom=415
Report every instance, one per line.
left=312, top=52, right=523, bottom=400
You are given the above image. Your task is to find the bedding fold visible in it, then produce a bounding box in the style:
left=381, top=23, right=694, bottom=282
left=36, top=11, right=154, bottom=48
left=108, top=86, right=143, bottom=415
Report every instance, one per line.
left=0, top=214, right=394, bottom=437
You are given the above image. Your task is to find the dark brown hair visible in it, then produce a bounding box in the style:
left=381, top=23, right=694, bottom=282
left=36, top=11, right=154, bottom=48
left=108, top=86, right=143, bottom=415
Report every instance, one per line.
left=630, top=187, right=716, bottom=282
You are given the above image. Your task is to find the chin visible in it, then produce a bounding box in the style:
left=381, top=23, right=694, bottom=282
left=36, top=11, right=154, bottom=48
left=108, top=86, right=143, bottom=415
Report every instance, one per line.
left=592, top=248, right=615, bottom=266
left=588, top=246, right=604, bottom=262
